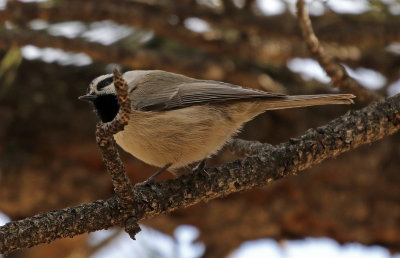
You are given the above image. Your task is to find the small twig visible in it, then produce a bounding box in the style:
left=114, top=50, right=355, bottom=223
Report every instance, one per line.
left=94, top=68, right=140, bottom=239
left=296, top=0, right=383, bottom=103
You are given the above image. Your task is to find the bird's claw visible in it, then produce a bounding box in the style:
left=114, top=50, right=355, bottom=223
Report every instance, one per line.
left=192, top=159, right=210, bottom=177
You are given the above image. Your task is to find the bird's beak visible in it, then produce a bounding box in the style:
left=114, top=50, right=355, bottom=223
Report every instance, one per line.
left=78, top=94, right=98, bottom=102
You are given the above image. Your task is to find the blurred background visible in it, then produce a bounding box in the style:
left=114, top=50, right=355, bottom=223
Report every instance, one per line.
left=1, top=0, right=400, bottom=257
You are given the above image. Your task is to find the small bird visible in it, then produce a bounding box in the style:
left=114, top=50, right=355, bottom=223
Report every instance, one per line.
left=80, top=70, right=355, bottom=182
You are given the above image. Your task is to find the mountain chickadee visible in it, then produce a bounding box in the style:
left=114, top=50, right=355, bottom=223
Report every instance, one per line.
left=80, top=70, right=355, bottom=181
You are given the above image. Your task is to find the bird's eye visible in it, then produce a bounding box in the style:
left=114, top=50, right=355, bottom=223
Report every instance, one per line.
left=97, top=76, right=114, bottom=91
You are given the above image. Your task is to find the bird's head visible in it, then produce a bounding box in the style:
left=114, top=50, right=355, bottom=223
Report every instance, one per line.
left=79, top=74, right=120, bottom=123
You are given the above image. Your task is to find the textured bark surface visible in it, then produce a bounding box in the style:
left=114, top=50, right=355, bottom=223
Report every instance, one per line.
left=94, top=70, right=134, bottom=203
left=1, top=94, right=399, bottom=254
left=148, top=138, right=400, bottom=257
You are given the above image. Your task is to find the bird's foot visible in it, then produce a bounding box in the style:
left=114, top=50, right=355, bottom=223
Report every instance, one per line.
left=192, top=159, right=209, bottom=177
left=136, top=163, right=172, bottom=187
left=135, top=178, right=155, bottom=188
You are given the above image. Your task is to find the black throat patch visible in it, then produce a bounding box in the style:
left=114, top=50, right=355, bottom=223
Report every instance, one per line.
left=93, top=94, right=120, bottom=123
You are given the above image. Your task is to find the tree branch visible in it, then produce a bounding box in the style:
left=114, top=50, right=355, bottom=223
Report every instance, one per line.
left=94, top=69, right=141, bottom=238
left=1, top=93, right=399, bottom=254
left=296, top=0, right=383, bottom=103
left=95, top=69, right=133, bottom=203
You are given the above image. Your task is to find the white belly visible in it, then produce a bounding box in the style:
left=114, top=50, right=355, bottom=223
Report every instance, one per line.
left=114, top=105, right=253, bottom=169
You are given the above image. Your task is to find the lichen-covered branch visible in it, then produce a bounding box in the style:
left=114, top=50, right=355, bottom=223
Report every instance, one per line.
left=1, top=93, right=399, bottom=254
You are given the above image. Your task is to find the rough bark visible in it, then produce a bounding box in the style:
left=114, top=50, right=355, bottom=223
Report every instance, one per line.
left=149, top=138, right=400, bottom=257
left=1, top=93, right=399, bottom=254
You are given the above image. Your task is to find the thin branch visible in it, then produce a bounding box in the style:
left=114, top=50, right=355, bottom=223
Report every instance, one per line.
left=94, top=69, right=140, bottom=238
left=95, top=69, right=134, bottom=204
left=1, top=93, right=399, bottom=254
left=296, top=0, right=383, bottom=103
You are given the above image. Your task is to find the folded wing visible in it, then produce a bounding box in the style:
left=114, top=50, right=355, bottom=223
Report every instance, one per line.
left=131, top=78, right=286, bottom=111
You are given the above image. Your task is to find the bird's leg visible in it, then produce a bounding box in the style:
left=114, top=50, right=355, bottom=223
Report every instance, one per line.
left=138, top=163, right=172, bottom=186
left=192, top=159, right=208, bottom=176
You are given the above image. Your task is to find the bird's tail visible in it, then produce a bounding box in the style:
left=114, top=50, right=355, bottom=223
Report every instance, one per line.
left=261, top=93, right=355, bottom=110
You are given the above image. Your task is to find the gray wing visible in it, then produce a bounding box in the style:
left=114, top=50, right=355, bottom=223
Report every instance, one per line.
left=129, top=72, right=286, bottom=111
